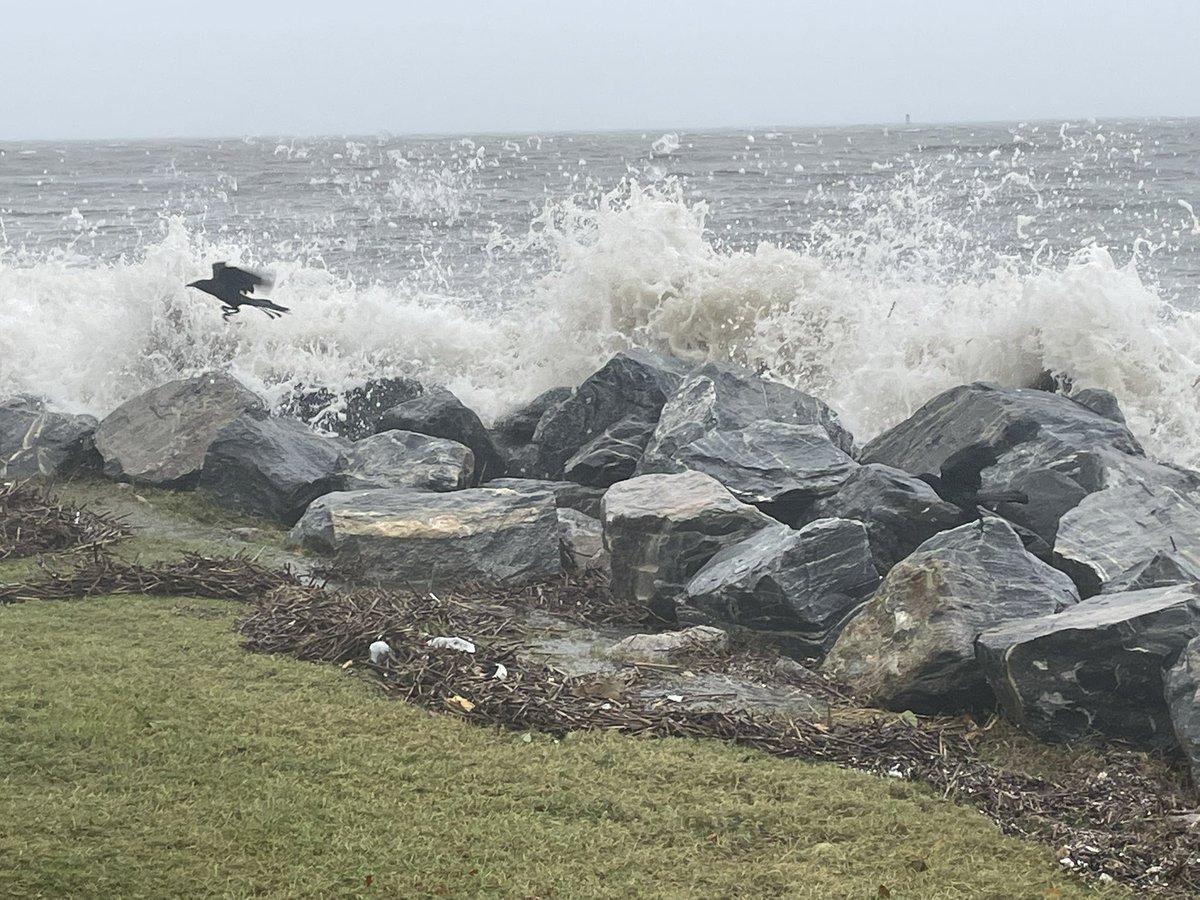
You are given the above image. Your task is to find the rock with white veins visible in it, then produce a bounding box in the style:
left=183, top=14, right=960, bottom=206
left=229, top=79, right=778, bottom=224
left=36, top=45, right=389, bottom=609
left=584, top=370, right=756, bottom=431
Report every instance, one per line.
left=602, top=470, right=774, bottom=622
left=685, top=518, right=880, bottom=655
left=978, top=583, right=1200, bottom=748
left=289, top=487, right=561, bottom=585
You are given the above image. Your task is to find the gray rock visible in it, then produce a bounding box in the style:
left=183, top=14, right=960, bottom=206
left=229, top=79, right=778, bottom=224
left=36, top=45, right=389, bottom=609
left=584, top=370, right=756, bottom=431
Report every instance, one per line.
left=199, top=414, right=348, bottom=524
left=1104, top=552, right=1200, bottom=593
left=644, top=419, right=859, bottom=507
left=378, top=388, right=505, bottom=484
left=977, top=584, right=1200, bottom=747
left=288, top=487, right=561, bottom=585
left=1165, top=635, right=1200, bottom=785
left=808, top=464, right=966, bottom=572
left=821, top=517, right=1079, bottom=713
left=858, top=382, right=1158, bottom=545
left=606, top=626, right=730, bottom=661
left=280, top=376, right=425, bottom=439
left=533, top=349, right=693, bottom=478
left=338, top=430, right=474, bottom=492
left=1070, top=387, right=1126, bottom=424
left=993, top=467, right=1089, bottom=546
left=1054, top=483, right=1200, bottom=596
left=861, top=381, right=1143, bottom=476
left=636, top=363, right=856, bottom=505
left=563, top=416, right=657, bottom=487
left=0, top=396, right=99, bottom=479
left=558, top=508, right=608, bottom=574
left=487, top=477, right=607, bottom=518
left=490, top=386, right=573, bottom=477
left=602, top=470, right=774, bottom=622
left=95, top=372, right=265, bottom=487
left=686, top=519, right=880, bottom=656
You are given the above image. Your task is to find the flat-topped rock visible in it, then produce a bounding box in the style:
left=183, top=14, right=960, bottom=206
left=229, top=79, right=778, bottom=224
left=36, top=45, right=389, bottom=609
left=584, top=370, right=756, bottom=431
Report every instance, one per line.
left=289, top=486, right=561, bottom=585
left=977, top=584, right=1200, bottom=748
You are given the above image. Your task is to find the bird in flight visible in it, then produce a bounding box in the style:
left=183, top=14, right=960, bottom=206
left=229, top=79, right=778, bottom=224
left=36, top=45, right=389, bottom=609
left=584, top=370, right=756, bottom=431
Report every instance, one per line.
left=186, top=262, right=290, bottom=320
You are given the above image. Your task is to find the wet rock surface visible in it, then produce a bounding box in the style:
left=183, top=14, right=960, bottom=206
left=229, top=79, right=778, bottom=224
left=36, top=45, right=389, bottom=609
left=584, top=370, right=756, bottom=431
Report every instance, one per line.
left=978, top=583, right=1200, bottom=748
left=685, top=519, right=880, bottom=656
left=198, top=413, right=348, bottom=525
left=289, top=486, right=562, bottom=586
left=821, top=518, right=1079, bottom=713
left=95, top=372, right=265, bottom=487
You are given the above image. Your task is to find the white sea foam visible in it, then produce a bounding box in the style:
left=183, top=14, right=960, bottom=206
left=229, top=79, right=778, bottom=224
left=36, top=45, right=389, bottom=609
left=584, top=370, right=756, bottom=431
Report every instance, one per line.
left=2, top=179, right=1199, bottom=470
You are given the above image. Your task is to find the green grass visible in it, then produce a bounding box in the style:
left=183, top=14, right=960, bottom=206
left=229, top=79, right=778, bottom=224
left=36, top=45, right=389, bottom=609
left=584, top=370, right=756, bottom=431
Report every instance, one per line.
left=0, top=595, right=1125, bottom=899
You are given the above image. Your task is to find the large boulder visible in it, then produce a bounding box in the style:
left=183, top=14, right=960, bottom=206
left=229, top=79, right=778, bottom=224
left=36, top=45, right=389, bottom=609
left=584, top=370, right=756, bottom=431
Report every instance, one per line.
left=808, top=464, right=966, bottom=572
left=533, top=350, right=693, bottom=479
left=280, top=376, right=425, bottom=439
left=821, top=518, right=1079, bottom=713
left=685, top=519, right=881, bottom=656
left=378, top=388, right=505, bottom=485
left=289, top=487, right=561, bottom=585
left=1165, top=635, right=1200, bottom=785
left=602, top=470, right=774, bottom=622
left=338, top=430, right=473, bottom=492
left=1054, top=483, right=1200, bottom=597
left=198, top=413, right=348, bottom=525
left=977, top=584, right=1200, bottom=748
left=860, top=381, right=1143, bottom=476
left=95, top=372, right=264, bottom=487
left=0, top=396, right=99, bottom=479
left=857, top=381, right=1176, bottom=548
left=636, top=363, right=857, bottom=506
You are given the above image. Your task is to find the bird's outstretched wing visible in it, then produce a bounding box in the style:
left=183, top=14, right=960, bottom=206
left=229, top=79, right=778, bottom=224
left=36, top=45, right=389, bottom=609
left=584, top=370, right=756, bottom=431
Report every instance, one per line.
left=212, top=261, right=274, bottom=295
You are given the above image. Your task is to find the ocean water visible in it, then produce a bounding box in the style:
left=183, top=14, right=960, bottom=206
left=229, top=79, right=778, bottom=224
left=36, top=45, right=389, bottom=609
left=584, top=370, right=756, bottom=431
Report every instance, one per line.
left=2, top=120, right=1199, bottom=466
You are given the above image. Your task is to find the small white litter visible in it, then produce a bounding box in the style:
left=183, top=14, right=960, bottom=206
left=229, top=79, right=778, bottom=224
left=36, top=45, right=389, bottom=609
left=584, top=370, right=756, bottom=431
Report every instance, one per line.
left=426, top=636, right=476, bottom=653
left=666, top=694, right=684, bottom=703
left=492, top=663, right=509, bottom=681
left=368, top=640, right=392, bottom=664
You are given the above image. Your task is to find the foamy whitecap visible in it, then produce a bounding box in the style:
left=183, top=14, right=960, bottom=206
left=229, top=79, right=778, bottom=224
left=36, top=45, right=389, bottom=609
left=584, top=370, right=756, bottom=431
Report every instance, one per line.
left=2, top=178, right=1199, bottom=471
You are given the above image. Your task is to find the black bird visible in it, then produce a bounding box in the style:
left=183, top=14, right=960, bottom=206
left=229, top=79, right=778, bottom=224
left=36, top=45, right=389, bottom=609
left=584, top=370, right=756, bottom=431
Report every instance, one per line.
left=917, top=441, right=1029, bottom=516
left=186, top=262, right=289, bottom=320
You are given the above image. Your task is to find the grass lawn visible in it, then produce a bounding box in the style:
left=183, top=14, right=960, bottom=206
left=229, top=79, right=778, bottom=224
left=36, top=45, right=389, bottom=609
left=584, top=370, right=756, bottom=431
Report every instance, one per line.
left=0, top=593, right=1125, bottom=899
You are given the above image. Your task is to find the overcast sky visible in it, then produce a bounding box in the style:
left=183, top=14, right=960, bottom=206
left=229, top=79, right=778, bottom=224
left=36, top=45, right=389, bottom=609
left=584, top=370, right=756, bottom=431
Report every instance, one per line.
left=6, top=0, right=1198, bottom=140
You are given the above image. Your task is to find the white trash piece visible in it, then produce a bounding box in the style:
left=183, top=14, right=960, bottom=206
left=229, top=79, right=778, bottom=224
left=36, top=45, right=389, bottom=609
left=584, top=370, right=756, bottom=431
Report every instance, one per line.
left=426, top=636, right=476, bottom=654
left=492, top=663, right=509, bottom=681
left=368, top=640, right=392, bottom=664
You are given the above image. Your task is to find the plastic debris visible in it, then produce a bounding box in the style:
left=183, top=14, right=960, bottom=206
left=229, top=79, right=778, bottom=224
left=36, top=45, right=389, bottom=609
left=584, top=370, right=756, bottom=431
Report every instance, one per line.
left=448, top=695, right=475, bottom=712
left=426, top=636, right=476, bottom=653
left=666, top=694, right=684, bottom=703
left=492, top=663, right=508, bottom=681
left=368, top=640, right=392, bottom=664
